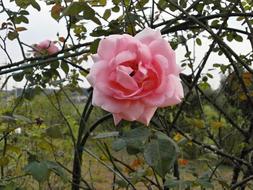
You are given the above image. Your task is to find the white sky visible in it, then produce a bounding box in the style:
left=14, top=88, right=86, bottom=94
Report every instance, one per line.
left=0, top=1, right=251, bottom=90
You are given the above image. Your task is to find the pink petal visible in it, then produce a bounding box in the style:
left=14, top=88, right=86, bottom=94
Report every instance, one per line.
left=86, top=60, right=107, bottom=86
left=115, top=66, right=139, bottom=90
left=120, top=101, right=144, bottom=121
left=142, top=93, right=166, bottom=107
left=137, top=106, right=157, bottom=125
left=92, top=88, right=130, bottom=113
left=160, top=75, right=184, bottom=107
left=48, top=45, right=59, bottom=54
left=135, top=28, right=162, bottom=45
left=137, top=44, right=152, bottom=66
left=37, top=40, right=51, bottom=49
left=113, top=114, right=122, bottom=125
left=98, top=37, right=117, bottom=61
left=149, top=39, right=180, bottom=75
left=115, top=51, right=136, bottom=64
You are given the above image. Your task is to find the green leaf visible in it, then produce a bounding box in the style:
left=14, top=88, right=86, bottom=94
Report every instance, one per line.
left=103, top=9, right=111, bottom=20
left=63, top=2, right=85, bottom=16
left=122, top=127, right=151, bottom=155
left=179, top=0, right=187, bottom=8
left=227, top=33, right=233, bottom=42
left=196, top=38, right=202, bottom=46
left=7, top=31, right=18, bottom=41
left=234, top=34, right=243, bottom=42
left=91, top=16, right=101, bottom=25
left=45, top=125, right=63, bottom=139
left=50, top=61, right=60, bottom=70
left=31, top=0, right=41, bottom=11
left=63, top=2, right=97, bottom=22
left=207, top=73, right=213, bottom=79
left=61, top=61, right=69, bottom=74
left=89, top=0, right=107, bottom=6
left=24, top=161, right=50, bottom=182
left=82, top=3, right=96, bottom=20
left=112, top=138, right=126, bottom=151
left=158, top=0, right=168, bottom=9
left=112, top=5, right=120, bottom=12
left=15, top=0, right=30, bottom=8
left=90, top=39, right=101, bottom=54
left=136, top=0, right=149, bottom=9
left=211, top=20, right=219, bottom=27
left=12, top=72, right=24, bottom=82
left=144, top=136, right=178, bottom=177
left=45, top=161, right=67, bottom=182
left=14, top=15, right=29, bottom=24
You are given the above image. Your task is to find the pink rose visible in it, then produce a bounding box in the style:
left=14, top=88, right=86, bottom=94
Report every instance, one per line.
left=87, top=28, right=184, bottom=125
left=34, top=40, right=59, bottom=55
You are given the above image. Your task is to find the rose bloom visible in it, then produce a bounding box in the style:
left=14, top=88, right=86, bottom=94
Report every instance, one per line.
left=34, top=40, right=59, bottom=55
left=87, top=28, right=184, bottom=125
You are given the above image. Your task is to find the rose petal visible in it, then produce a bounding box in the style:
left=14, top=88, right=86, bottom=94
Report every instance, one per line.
left=113, top=114, right=122, bottom=125
left=115, top=51, right=136, bottom=64
left=161, top=75, right=184, bottom=107
left=149, top=39, right=181, bottom=75
left=86, top=60, right=107, bottom=86
left=135, top=28, right=161, bottom=45
left=115, top=66, right=139, bottom=90
left=97, top=37, right=117, bottom=61
left=121, top=101, right=144, bottom=121
left=92, top=88, right=130, bottom=113
left=137, top=107, right=157, bottom=125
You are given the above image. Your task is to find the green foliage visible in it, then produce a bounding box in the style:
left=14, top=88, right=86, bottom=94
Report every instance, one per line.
left=144, top=132, right=178, bottom=177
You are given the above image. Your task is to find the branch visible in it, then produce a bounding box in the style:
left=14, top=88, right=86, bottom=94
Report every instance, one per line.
left=0, top=49, right=90, bottom=75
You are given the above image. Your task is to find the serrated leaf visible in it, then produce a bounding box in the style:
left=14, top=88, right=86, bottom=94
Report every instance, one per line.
left=24, top=161, right=49, bottom=182
left=8, top=31, right=18, bottom=41
left=112, top=5, right=120, bottom=12
left=45, top=125, right=63, bottom=139
left=112, top=138, right=126, bottom=151
left=50, top=61, right=60, bottom=69
left=123, top=127, right=151, bottom=155
left=90, top=39, right=101, bottom=54
left=103, top=9, right=111, bottom=20
left=61, top=61, right=69, bottom=74
left=144, top=137, right=177, bottom=177
left=51, top=3, right=62, bottom=20
left=45, top=161, right=67, bottom=182
left=31, top=0, right=41, bottom=11
left=82, top=3, right=96, bottom=20
left=63, top=2, right=84, bottom=16
left=234, top=34, right=243, bottom=42
left=15, top=0, right=30, bottom=8
left=136, top=0, right=149, bottom=9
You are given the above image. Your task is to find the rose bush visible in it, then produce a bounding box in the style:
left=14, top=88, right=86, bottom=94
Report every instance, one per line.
left=34, top=40, right=59, bottom=55
left=87, top=28, right=184, bottom=125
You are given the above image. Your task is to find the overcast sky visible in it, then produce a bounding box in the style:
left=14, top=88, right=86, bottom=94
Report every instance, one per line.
left=0, top=1, right=251, bottom=90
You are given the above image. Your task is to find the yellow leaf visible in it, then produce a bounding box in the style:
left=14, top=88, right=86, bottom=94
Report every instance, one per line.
left=210, top=121, right=224, bottom=129
left=173, top=133, right=183, bottom=142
